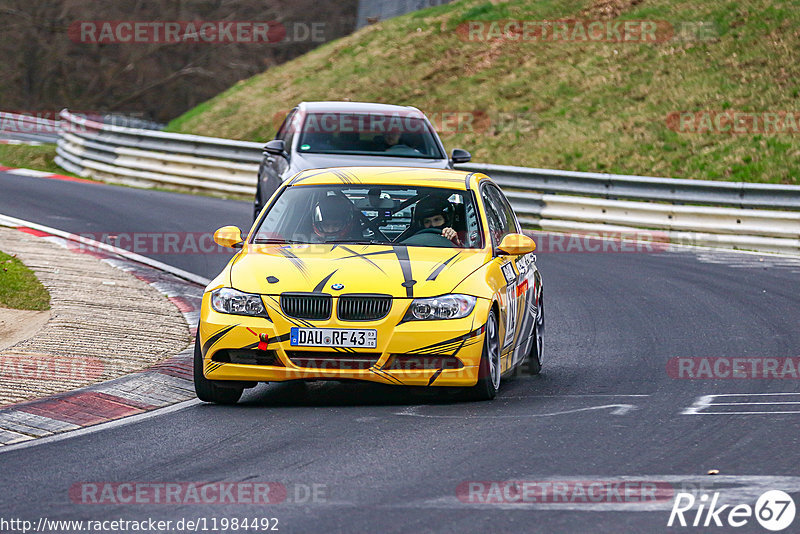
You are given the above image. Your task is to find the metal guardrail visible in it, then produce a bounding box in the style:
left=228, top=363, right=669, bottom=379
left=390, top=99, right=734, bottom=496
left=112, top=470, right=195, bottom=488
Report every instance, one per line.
left=44, top=108, right=800, bottom=255
left=1, top=111, right=165, bottom=145
left=55, top=110, right=262, bottom=195
left=0, top=112, right=60, bottom=144
left=458, top=162, right=800, bottom=211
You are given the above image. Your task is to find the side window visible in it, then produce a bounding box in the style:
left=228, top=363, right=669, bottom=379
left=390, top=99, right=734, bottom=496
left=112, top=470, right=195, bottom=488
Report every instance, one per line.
left=463, top=192, right=484, bottom=248
left=494, top=186, right=519, bottom=235
left=482, top=184, right=518, bottom=247
left=276, top=109, right=297, bottom=148
left=481, top=186, right=508, bottom=247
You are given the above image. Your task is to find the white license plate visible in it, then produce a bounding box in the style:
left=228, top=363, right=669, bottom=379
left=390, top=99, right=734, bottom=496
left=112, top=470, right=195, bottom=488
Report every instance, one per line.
left=290, top=327, right=377, bottom=348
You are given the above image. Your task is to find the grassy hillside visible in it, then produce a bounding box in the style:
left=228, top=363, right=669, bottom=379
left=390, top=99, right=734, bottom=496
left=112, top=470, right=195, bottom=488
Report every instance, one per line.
left=168, top=0, right=800, bottom=184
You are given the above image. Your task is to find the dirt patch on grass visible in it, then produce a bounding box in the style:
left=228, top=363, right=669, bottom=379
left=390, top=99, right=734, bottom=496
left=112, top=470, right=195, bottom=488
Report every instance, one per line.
left=581, top=0, right=644, bottom=20
left=0, top=307, right=50, bottom=352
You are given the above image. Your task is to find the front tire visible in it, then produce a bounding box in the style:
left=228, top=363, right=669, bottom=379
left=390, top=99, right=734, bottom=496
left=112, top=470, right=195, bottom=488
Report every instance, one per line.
left=469, top=309, right=501, bottom=401
left=193, top=333, right=243, bottom=405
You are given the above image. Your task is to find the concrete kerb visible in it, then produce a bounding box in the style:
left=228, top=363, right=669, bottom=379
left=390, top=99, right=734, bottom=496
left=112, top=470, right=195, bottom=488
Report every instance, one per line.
left=0, top=213, right=210, bottom=446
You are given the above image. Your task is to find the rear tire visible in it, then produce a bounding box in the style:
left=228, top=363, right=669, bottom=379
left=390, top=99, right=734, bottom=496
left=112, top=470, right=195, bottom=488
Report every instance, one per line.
left=194, top=332, right=243, bottom=405
left=468, top=309, right=501, bottom=401
left=527, top=294, right=544, bottom=375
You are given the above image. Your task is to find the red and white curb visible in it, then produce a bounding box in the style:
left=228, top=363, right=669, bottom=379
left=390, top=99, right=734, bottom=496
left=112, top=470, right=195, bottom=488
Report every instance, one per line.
left=0, top=214, right=210, bottom=447
left=0, top=139, right=43, bottom=146
left=0, top=165, right=97, bottom=184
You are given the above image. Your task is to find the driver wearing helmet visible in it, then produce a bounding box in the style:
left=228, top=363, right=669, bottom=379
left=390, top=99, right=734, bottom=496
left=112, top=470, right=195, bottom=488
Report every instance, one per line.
left=412, top=195, right=461, bottom=246
left=312, top=194, right=362, bottom=241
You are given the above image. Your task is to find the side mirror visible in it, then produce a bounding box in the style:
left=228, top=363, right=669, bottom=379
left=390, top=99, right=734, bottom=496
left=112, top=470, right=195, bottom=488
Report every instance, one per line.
left=497, top=233, right=536, bottom=255
left=214, top=226, right=244, bottom=249
left=451, top=148, right=471, bottom=164
left=264, top=139, right=288, bottom=158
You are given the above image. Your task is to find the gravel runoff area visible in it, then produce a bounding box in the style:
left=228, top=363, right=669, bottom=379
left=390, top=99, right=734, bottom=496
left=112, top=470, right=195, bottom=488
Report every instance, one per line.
left=0, top=226, right=191, bottom=406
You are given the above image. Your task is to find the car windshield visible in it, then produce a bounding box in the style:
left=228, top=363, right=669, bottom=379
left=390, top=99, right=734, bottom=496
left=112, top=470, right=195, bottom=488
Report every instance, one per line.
left=252, top=185, right=483, bottom=249
left=295, top=113, right=445, bottom=159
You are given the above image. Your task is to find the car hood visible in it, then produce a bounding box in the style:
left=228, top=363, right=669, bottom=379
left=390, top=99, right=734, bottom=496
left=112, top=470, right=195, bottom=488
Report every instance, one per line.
left=291, top=152, right=450, bottom=173
left=230, top=244, right=490, bottom=298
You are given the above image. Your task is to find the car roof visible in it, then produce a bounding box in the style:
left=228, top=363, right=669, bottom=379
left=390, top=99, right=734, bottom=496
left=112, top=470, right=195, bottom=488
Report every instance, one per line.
left=298, top=101, right=423, bottom=115
left=290, top=167, right=481, bottom=189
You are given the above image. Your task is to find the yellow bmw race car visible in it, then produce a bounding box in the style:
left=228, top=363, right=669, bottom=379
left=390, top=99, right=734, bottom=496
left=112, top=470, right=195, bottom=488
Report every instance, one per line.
left=195, top=167, right=544, bottom=403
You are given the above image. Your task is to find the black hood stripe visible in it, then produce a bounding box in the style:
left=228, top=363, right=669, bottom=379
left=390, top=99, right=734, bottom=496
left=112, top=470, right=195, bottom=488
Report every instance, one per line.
left=426, top=252, right=461, bottom=281
left=291, top=169, right=333, bottom=185
left=337, top=247, right=388, bottom=273
left=313, top=270, right=338, bottom=293
left=277, top=247, right=309, bottom=279
left=392, top=245, right=415, bottom=298
left=265, top=297, right=315, bottom=328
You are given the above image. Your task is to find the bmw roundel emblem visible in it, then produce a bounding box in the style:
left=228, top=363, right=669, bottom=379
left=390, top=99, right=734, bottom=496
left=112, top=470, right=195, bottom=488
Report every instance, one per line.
left=331, top=283, right=344, bottom=290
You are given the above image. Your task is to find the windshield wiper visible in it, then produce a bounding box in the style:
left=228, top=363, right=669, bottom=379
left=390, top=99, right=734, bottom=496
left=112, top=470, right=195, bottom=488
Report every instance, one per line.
left=252, top=238, right=298, bottom=244
left=323, top=239, right=389, bottom=245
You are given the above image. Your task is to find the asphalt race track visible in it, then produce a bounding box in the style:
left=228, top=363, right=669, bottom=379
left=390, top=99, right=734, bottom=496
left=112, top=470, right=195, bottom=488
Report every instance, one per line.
left=2, top=171, right=799, bottom=533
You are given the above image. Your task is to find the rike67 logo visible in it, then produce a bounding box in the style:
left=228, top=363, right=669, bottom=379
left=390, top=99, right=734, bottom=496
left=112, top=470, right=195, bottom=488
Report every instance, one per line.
left=668, top=490, right=796, bottom=531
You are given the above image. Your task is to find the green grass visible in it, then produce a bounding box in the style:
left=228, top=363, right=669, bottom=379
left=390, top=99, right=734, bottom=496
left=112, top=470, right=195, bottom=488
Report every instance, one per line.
left=0, top=251, right=51, bottom=311
left=0, top=144, right=69, bottom=176
left=166, top=0, right=800, bottom=184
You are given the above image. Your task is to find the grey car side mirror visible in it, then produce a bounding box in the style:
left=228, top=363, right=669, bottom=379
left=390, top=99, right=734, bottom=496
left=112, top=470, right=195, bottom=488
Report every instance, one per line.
left=451, top=148, right=471, bottom=164
left=264, top=139, right=288, bottom=159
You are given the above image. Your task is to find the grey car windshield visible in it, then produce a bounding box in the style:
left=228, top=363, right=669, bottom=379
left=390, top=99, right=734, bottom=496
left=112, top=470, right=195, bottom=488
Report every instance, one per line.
left=252, top=185, right=483, bottom=249
left=296, top=113, right=445, bottom=159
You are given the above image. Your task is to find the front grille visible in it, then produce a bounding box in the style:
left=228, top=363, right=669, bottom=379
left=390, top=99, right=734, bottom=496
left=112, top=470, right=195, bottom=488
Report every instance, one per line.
left=286, top=351, right=381, bottom=370
left=212, top=349, right=282, bottom=366
left=386, top=354, right=464, bottom=370
left=338, top=294, right=392, bottom=321
left=281, top=293, right=331, bottom=320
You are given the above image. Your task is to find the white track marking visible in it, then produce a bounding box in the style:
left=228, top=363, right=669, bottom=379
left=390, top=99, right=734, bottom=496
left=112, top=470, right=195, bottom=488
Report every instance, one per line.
left=395, top=403, right=637, bottom=418
left=683, top=393, right=800, bottom=415
left=392, top=475, right=800, bottom=512
left=502, top=394, right=650, bottom=398
left=0, top=399, right=202, bottom=454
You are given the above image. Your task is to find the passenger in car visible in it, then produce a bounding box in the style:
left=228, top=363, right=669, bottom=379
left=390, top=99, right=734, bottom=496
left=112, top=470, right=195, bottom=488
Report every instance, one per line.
left=402, top=196, right=462, bottom=247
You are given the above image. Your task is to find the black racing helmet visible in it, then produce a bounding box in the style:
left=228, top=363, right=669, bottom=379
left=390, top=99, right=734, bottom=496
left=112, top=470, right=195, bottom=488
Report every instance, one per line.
left=312, top=195, right=355, bottom=238
left=414, top=195, right=454, bottom=228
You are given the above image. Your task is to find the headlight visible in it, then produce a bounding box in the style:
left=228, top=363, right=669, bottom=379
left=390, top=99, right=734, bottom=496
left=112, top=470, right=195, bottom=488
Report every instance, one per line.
left=403, top=294, right=477, bottom=321
left=210, top=287, right=268, bottom=317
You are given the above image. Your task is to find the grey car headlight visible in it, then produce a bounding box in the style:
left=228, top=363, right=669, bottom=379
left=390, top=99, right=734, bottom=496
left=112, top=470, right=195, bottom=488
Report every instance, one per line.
left=403, top=294, right=477, bottom=321
left=210, top=287, right=268, bottom=317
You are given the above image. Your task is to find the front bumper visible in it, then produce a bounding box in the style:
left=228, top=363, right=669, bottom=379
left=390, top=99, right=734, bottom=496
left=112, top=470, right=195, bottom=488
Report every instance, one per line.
left=198, top=293, right=490, bottom=387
